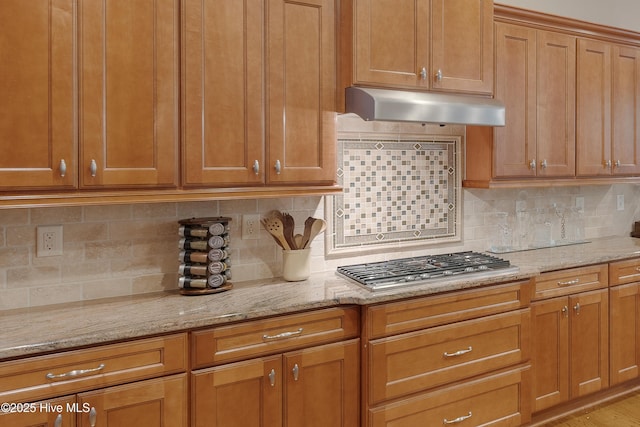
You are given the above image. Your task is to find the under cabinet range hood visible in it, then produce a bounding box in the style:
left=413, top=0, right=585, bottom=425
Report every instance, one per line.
left=345, top=86, right=505, bottom=126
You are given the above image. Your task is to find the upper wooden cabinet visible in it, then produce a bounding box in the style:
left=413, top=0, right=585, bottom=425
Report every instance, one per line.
left=466, top=23, right=576, bottom=184
left=342, top=0, right=493, bottom=96
left=79, top=0, right=179, bottom=188
left=0, top=0, right=75, bottom=190
left=577, top=39, right=640, bottom=176
left=182, top=0, right=264, bottom=187
left=183, top=0, right=337, bottom=187
left=0, top=0, right=179, bottom=191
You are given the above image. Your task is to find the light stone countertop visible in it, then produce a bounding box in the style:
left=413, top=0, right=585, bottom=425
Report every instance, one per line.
left=2, top=235, right=640, bottom=361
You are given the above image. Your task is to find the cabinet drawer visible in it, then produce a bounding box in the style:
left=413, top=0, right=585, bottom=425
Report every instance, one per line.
left=192, top=307, right=360, bottom=368
left=0, top=333, right=187, bottom=403
left=368, top=365, right=531, bottom=427
left=533, top=264, right=607, bottom=300
left=366, top=280, right=531, bottom=339
left=369, top=309, right=529, bottom=405
left=610, top=258, right=640, bottom=286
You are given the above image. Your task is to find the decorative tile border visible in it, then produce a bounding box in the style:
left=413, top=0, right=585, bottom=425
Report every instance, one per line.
left=326, top=134, right=461, bottom=256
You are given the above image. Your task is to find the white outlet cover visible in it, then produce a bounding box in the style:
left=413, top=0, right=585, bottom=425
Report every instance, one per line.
left=37, top=225, right=63, bottom=257
left=242, top=214, right=261, bottom=240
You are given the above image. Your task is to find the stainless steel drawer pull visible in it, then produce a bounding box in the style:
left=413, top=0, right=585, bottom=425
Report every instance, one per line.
left=444, top=411, right=472, bottom=424
left=443, top=346, right=472, bottom=358
left=54, top=414, right=63, bottom=427
left=268, top=369, right=276, bottom=387
left=263, top=328, right=303, bottom=341
left=90, top=159, right=97, bottom=177
left=253, top=160, right=260, bottom=175
left=292, top=363, right=299, bottom=381
left=557, top=279, right=580, bottom=286
left=574, top=302, right=581, bottom=315
left=46, top=363, right=105, bottom=380
left=59, top=159, right=67, bottom=177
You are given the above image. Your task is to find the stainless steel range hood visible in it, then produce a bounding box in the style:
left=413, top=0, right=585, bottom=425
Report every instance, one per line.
left=345, top=86, right=505, bottom=126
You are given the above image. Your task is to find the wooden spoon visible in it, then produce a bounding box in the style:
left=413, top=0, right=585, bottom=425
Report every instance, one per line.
left=303, top=218, right=326, bottom=249
left=301, top=217, right=315, bottom=248
left=281, top=212, right=297, bottom=250
left=260, top=217, right=291, bottom=250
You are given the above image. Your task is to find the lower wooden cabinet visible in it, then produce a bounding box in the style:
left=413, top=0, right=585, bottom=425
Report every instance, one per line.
left=77, top=374, right=187, bottom=427
left=531, top=288, right=609, bottom=412
left=368, top=366, right=531, bottom=427
left=610, top=283, right=640, bottom=385
left=0, top=396, right=76, bottom=427
left=192, top=339, right=360, bottom=427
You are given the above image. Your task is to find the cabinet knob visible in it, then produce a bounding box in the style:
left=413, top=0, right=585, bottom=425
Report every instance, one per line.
left=292, top=363, right=299, bottom=381
left=562, top=306, right=569, bottom=316
left=54, top=414, right=63, bottom=427
left=59, top=159, right=67, bottom=177
left=540, top=159, right=548, bottom=169
left=89, top=407, right=97, bottom=427
left=90, top=159, right=97, bottom=177
left=268, top=368, right=276, bottom=387
left=435, top=69, right=443, bottom=82
left=420, top=67, right=427, bottom=80
left=574, top=302, right=581, bottom=315
left=529, top=159, right=536, bottom=170
left=253, top=160, right=260, bottom=175
left=274, top=160, right=281, bottom=175
left=615, top=160, right=621, bottom=168
left=606, top=159, right=612, bottom=169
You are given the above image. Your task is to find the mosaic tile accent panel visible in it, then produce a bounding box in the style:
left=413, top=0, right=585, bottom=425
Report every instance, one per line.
left=326, top=135, right=461, bottom=254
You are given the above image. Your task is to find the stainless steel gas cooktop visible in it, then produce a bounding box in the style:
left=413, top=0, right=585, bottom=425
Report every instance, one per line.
left=337, top=251, right=518, bottom=291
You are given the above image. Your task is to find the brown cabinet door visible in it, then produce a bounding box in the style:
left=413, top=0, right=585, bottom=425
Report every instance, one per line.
left=352, top=0, right=430, bottom=88
left=569, top=289, right=609, bottom=398
left=532, top=297, right=569, bottom=412
left=182, top=0, right=265, bottom=187
left=192, top=356, right=282, bottom=427
left=77, top=374, right=187, bottom=427
left=284, top=339, right=360, bottom=427
left=612, top=45, right=640, bottom=175
left=610, top=283, right=640, bottom=385
left=431, top=0, right=493, bottom=94
left=267, top=0, right=337, bottom=185
left=536, top=31, right=576, bottom=177
left=79, top=0, right=178, bottom=188
left=576, top=39, right=612, bottom=176
left=494, top=22, right=537, bottom=178
left=0, top=396, right=75, bottom=427
left=0, top=0, right=75, bottom=190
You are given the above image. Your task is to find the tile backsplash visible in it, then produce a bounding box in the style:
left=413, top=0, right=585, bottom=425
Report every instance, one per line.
left=1, top=114, right=640, bottom=310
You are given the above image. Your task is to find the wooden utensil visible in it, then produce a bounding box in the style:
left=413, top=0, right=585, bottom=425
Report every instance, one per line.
left=261, top=217, right=291, bottom=250
left=281, top=212, right=297, bottom=249
left=302, top=217, right=326, bottom=248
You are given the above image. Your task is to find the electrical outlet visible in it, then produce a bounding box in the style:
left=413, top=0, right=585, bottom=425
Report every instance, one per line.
left=37, top=225, right=63, bottom=257
left=575, top=196, right=585, bottom=212
left=617, top=194, right=625, bottom=211
left=242, top=214, right=261, bottom=240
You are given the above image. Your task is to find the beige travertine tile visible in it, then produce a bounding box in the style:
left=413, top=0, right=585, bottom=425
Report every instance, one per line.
left=31, top=207, right=82, bottom=224
left=64, top=223, right=109, bottom=242
left=84, top=204, right=132, bottom=221
left=85, top=240, right=133, bottom=260
left=0, top=288, right=29, bottom=310
left=29, top=283, right=83, bottom=307
left=0, top=209, right=29, bottom=226
left=178, top=201, right=220, bottom=218
left=133, top=203, right=177, bottom=219
left=132, top=273, right=177, bottom=293
left=6, top=225, right=35, bottom=247
left=108, top=219, right=175, bottom=240
left=82, top=278, right=132, bottom=300
left=0, top=247, right=30, bottom=269
left=62, top=261, right=111, bottom=282
left=7, top=265, right=61, bottom=288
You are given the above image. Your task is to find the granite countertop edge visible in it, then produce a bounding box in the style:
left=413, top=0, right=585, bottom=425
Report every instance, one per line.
left=2, top=235, right=640, bottom=361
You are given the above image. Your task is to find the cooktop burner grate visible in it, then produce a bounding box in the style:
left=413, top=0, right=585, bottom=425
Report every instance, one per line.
left=337, top=251, right=517, bottom=291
